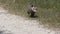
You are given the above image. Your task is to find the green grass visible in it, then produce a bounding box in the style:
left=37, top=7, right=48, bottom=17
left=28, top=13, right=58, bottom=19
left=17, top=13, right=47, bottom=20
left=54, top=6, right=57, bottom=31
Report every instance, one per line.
left=0, top=0, right=60, bottom=28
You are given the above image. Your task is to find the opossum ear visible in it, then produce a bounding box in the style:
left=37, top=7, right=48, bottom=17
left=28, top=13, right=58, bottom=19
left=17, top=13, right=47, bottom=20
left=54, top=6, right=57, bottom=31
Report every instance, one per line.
left=31, top=5, right=34, bottom=7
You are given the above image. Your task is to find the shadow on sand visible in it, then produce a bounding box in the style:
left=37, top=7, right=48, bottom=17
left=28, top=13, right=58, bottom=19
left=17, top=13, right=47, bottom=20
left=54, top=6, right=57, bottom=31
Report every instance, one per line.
left=0, top=31, right=3, bottom=34
left=0, top=30, right=12, bottom=34
left=30, top=15, right=38, bottom=18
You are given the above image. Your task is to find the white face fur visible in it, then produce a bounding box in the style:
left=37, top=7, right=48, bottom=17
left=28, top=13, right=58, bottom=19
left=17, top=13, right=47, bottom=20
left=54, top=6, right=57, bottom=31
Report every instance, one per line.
left=31, top=7, right=37, bottom=12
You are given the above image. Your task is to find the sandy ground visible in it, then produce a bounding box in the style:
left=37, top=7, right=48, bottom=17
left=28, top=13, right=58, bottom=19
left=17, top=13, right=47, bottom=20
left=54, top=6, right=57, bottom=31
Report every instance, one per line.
left=0, top=7, right=60, bottom=34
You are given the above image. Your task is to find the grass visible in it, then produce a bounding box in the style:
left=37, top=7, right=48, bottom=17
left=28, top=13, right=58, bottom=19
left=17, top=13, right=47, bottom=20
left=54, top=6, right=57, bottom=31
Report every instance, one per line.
left=0, top=0, right=60, bottom=29
left=37, top=8, right=60, bottom=28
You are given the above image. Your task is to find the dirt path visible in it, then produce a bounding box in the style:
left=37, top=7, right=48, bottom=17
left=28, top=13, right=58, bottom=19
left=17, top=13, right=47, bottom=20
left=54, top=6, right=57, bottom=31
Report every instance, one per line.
left=0, top=7, right=59, bottom=34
